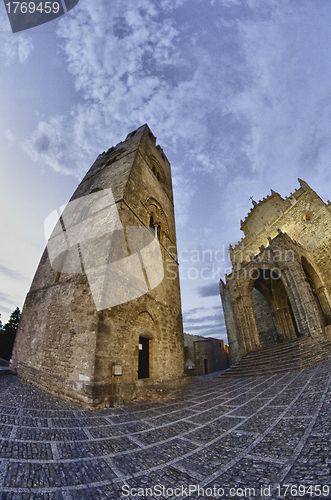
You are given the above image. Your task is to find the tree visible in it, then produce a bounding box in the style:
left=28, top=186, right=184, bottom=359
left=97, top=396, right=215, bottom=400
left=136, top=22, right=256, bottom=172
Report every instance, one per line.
left=4, top=307, right=21, bottom=335
left=0, top=307, right=21, bottom=361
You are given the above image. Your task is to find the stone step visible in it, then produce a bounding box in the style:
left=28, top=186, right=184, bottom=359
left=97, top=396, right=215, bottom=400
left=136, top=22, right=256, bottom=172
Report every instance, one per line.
left=135, top=384, right=183, bottom=401
left=219, top=336, right=331, bottom=378
left=238, top=338, right=330, bottom=361
left=222, top=353, right=331, bottom=377
left=242, top=337, right=312, bottom=359
left=0, top=367, right=16, bottom=376
left=236, top=344, right=331, bottom=368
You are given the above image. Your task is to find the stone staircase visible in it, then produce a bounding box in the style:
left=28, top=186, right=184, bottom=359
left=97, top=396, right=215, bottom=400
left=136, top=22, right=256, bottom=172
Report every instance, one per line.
left=0, top=359, right=16, bottom=376
left=219, top=336, right=331, bottom=378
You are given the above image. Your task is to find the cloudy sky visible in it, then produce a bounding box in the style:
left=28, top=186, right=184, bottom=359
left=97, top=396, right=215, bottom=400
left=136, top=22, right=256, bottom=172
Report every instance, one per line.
left=1, top=0, right=331, bottom=341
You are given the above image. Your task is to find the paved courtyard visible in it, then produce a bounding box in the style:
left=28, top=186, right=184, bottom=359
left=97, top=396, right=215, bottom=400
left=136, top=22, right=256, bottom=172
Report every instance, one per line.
left=0, top=360, right=330, bottom=500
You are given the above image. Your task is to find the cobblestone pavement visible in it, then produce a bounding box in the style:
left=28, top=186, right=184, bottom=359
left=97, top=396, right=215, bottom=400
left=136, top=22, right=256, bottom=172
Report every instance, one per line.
left=0, top=360, right=330, bottom=500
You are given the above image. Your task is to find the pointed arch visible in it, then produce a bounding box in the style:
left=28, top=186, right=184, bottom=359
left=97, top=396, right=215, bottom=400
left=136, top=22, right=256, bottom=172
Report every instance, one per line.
left=149, top=155, right=167, bottom=186
left=146, top=197, right=169, bottom=243
left=125, top=306, right=163, bottom=381
left=301, top=256, right=331, bottom=327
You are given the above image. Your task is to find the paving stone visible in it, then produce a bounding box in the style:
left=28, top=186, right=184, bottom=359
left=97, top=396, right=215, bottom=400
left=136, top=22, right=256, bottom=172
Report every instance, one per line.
left=88, top=421, right=152, bottom=438
left=237, top=406, right=285, bottom=433
left=137, top=421, right=199, bottom=446
left=175, top=431, right=258, bottom=476
left=145, top=409, right=199, bottom=425
left=113, top=439, right=198, bottom=475
left=56, top=436, right=137, bottom=458
left=0, top=492, right=64, bottom=500
left=0, top=362, right=329, bottom=498
left=15, top=428, right=88, bottom=442
left=3, top=459, right=116, bottom=488
left=251, top=417, right=309, bottom=459
left=0, top=441, right=53, bottom=460
left=229, top=398, right=271, bottom=417
left=0, top=427, right=12, bottom=439
left=210, top=457, right=284, bottom=498
left=185, top=416, right=244, bottom=444
left=185, top=406, right=234, bottom=424
left=68, top=483, right=125, bottom=500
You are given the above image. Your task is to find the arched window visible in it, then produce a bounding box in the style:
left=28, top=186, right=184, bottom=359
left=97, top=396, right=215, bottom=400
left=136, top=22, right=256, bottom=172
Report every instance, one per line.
left=147, top=198, right=168, bottom=243
left=149, top=216, right=155, bottom=235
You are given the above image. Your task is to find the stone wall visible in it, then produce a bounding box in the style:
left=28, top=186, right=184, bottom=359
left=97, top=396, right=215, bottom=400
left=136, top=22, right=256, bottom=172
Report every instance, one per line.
left=193, top=337, right=230, bottom=375
left=221, top=180, right=331, bottom=362
left=11, top=125, right=187, bottom=408
left=251, top=288, right=278, bottom=347
left=183, top=332, right=203, bottom=374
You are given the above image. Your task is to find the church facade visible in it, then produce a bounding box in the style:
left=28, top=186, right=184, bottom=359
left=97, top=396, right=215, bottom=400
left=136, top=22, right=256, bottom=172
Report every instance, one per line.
left=11, top=125, right=187, bottom=408
left=220, top=179, right=331, bottom=363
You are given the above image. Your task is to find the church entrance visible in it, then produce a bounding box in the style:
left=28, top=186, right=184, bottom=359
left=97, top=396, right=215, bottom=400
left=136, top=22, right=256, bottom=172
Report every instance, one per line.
left=252, top=269, right=298, bottom=347
left=138, top=337, right=149, bottom=379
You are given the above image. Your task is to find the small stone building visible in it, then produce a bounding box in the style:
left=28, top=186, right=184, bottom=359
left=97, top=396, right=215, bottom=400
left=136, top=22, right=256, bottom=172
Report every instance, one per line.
left=220, top=179, right=331, bottom=363
left=11, top=125, right=187, bottom=408
left=183, top=332, right=230, bottom=375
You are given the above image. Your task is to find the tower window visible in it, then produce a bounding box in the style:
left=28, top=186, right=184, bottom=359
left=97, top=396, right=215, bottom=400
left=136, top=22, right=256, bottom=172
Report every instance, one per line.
left=149, top=215, right=161, bottom=240
left=149, top=216, right=155, bottom=235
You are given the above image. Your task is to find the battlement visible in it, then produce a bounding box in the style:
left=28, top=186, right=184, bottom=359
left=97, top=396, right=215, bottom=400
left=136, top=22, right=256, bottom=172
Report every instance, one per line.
left=231, top=179, right=312, bottom=265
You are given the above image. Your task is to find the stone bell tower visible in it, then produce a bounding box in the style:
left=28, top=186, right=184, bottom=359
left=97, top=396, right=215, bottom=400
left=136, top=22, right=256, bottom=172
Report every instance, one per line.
left=11, top=125, right=187, bottom=408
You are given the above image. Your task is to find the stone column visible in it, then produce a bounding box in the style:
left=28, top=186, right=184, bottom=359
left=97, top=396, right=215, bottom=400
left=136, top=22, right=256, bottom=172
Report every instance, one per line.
left=231, top=294, right=260, bottom=357
left=273, top=306, right=297, bottom=341
left=314, top=286, right=331, bottom=325
left=281, top=264, right=324, bottom=338
left=220, top=280, right=241, bottom=364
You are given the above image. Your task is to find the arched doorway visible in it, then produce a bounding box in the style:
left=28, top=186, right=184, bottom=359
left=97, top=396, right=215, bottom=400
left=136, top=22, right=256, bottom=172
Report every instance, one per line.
left=251, top=268, right=298, bottom=347
left=301, top=257, right=330, bottom=330
left=131, top=311, right=158, bottom=381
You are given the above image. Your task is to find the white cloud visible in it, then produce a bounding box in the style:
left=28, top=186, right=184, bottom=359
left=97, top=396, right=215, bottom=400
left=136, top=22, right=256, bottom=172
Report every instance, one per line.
left=23, top=0, right=188, bottom=174
left=4, top=129, right=16, bottom=146
left=23, top=115, right=87, bottom=178
left=0, top=12, right=34, bottom=64
left=22, top=0, right=331, bottom=225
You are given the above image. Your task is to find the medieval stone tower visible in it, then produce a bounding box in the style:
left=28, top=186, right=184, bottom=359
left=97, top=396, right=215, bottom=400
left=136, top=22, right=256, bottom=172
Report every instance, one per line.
left=220, top=179, right=331, bottom=363
left=11, top=125, right=186, bottom=408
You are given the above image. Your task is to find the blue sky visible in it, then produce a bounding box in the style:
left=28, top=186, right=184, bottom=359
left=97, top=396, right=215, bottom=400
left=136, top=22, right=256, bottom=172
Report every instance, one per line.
left=1, top=0, right=331, bottom=341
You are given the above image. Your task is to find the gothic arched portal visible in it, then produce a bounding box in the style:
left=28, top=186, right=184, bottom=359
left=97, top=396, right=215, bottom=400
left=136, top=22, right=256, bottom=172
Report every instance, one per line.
left=251, top=268, right=298, bottom=347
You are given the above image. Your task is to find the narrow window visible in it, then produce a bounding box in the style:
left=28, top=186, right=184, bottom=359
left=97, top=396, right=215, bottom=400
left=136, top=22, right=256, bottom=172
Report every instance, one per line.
left=149, top=216, right=155, bottom=235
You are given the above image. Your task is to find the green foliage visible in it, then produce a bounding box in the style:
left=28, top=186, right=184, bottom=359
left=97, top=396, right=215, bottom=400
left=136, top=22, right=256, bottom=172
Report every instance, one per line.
left=0, top=307, right=21, bottom=361
left=4, top=307, right=21, bottom=335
